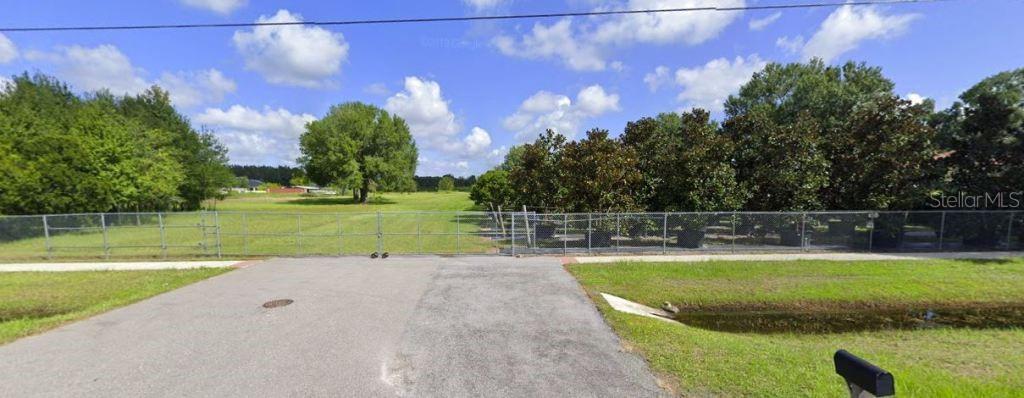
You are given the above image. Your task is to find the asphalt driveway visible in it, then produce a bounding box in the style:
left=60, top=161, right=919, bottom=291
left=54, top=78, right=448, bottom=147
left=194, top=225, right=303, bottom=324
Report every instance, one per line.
left=0, top=256, right=662, bottom=397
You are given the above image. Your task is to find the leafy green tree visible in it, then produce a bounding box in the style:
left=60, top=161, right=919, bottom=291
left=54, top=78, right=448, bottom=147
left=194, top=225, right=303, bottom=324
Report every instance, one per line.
left=298, top=102, right=417, bottom=203
left=499, top=145, right=526, bottom=171
left=0, top=74, right=184, bottom=214
left=437, top=175, right=456, bottom=191
left=470, top=169, right=513, bottom=208
left=935, top=68, right=1024, bottom=196
left=115, top=87, right=233, bottom=210
left=725, top=108, right=827, bottom=211
left=832, top=95, right=938, bottom=209
left=289, top=169, right=311, bottom=187
left=508, top=130, right=566, bottom=210
left=622, top=110, right=741, bottom=212
left=725, top=59, right=937, bottom=209
left=557, top=129, right=643, bottom=212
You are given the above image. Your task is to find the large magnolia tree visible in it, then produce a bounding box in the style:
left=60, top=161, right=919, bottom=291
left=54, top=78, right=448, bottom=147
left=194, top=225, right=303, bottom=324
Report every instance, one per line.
left=725, top=59, right=938, bottom=210
left=935, top=68, right=1024, bottom=196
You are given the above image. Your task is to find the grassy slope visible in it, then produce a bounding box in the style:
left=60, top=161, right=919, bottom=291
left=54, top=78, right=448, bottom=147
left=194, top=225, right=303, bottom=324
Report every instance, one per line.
left=0, top=268, right=231, bottom=345
left=1, top=192, right=493, bottom=261
left=573, top=258, right=1024, bottom=309
left=568, top=259, right=1024, bottom=397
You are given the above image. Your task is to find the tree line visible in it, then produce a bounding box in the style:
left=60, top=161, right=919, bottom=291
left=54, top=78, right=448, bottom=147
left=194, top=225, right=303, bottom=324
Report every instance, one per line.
left=472, top=60, right=1023, bottom=213
left=0, top=74, right=234, bottom=215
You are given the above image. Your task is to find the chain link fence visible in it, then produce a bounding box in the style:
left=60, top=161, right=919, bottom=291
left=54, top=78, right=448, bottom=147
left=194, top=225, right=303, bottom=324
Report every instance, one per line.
left=0, top=210, right=1019, bottom=261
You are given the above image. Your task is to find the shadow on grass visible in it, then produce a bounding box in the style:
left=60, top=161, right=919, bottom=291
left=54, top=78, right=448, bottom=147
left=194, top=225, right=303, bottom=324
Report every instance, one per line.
left=955, top=258, right=1016, bottom=265
left=284, top=196, right=397, bottom=206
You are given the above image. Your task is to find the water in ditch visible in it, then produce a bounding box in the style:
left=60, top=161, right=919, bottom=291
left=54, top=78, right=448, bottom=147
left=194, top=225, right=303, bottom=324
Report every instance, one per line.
left=674, top=303, right=1024, bottom=334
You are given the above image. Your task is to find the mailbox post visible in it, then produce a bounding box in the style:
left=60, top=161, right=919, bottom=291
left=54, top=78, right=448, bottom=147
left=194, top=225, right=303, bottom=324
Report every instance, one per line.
left=834, top=349, right=895, bottom=397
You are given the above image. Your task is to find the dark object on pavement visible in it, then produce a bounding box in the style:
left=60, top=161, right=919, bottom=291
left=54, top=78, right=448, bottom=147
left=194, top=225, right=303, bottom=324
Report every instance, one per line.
left=262, top=299, right=294, bottom=309
left=370, top=252, right=379, bottom=259
left=382, top=252, right=389, bottom=259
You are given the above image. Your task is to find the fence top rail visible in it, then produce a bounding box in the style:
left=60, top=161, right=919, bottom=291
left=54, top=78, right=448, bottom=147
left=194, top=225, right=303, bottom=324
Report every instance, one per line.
left=514, top=210, right=1020, bottom=216
left=1, top=209, right=1020, bottom=218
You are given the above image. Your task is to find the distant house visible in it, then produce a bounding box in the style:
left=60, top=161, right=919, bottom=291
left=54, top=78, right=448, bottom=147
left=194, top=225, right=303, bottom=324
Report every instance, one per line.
left=248, top=179, right=263, bottom=190
left=267, top=186, right=308, bottom=194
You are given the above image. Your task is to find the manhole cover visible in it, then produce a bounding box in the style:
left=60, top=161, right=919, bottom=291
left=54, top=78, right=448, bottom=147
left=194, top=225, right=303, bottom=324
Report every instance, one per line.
left=262, top=299, right=294, bottom=309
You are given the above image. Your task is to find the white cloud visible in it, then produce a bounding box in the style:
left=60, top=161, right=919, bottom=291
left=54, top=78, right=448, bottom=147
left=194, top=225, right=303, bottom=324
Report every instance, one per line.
left=195, top=105, right=316, bottom=165
left=385, top=77, right=497, bottom=171
left=776, top=35, right=805, bottom=54
left=0, top=33, right=17, bottom=64
left=385, top=76, right=460, bottom=143
left=417, top=157, right=473, bottom=177
left=671, top=55, right=767, bottom=113
left=233, top=9, right=349, bottom=87
left=156, top=69, right=237, bottom=108
left=503, top=84, right=621, bottom=142
left=493, top=0, right=745, bottom=71
left=907, top=92, right=927, bottom=105
left=463, top=0, right=508, bottom=11
left=643, top=65, right=671, bottom=92
left=493, top=19, right=606, bottom=71
left=576, top=85, right=621, bottom=115
left=31, top=45, right=150, bottom=95
left=748, top=11, right=781, bottom=31
left=800, top=5, right=919, bottom=62
left=180, top=0, right=247, bottom=14
left=25, top=44, right=235, bottom=108
left=592, top=0, right=744, bottom=45
left=0, top=76, right=12, bottom=89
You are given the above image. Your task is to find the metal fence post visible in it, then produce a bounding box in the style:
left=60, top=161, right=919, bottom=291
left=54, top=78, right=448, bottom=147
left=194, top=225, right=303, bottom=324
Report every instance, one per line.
left=868, top=216, right=874, bottom=253
left=214, top=211, right=222, bottom=259
left=242, top=212, right=249, bottom=256
left=563, top=213, right=568, bottom=255
left=662, top=213, right=668, bottom=254
left=731, top=212, right=737, bottom=254
left=296, top=214, right=302, bottom=256
left=587, top=213, right=592, bottom=254
left=1007, top=212, right=1016, bottom=250
left=342, top=212, right=350, bottom=255
left=376, top=211, right=383, bottom=254
left=801, top=212, right=808, bottom=252
left=200, top=212, right=208, bottom=256
left=158, top=213, right=167, bottom=259
left=100, top=213, right=109, bottom=259
left=938, top=211, right=946, bottom=251
left=615, top=214, right=620, bottom=253
left=511, top=212, right=516, bottom=256
left=42, top=215, right=52, bottom=260
left=456, top=212, right=462, bottom=255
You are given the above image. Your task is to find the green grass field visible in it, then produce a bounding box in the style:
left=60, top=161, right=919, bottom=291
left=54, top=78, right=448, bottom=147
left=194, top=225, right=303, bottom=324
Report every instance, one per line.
left=0, top=268, right=231, bottom=345
left=568, top=259, right=1024, bottom=397
left=0, top=191, right=506, bottom=261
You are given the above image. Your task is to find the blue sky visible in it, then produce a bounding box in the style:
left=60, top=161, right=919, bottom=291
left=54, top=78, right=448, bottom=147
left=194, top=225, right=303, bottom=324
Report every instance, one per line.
left=1, top=0, right=1022, bottom=176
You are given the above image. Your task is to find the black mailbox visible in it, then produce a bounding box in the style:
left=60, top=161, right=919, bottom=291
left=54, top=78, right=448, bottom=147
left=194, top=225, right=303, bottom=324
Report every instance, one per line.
left=834, top=349, right=895, bottom=397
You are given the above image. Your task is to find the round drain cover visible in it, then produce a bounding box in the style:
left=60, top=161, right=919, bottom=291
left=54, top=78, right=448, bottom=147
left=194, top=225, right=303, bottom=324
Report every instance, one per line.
left=262, top=299, right=294, bottom=309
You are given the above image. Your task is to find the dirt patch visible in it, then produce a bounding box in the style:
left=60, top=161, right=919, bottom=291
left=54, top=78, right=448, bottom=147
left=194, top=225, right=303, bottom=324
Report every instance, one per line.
left=673, top=301, right=1024, bottom=334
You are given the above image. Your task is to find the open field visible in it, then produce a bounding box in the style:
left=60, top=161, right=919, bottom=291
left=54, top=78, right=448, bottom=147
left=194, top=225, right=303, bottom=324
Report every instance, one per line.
left=0, top=268, right=231, bottom=345
left=0, top=192, right=504, bottom=261
left=568, top=259, right=1024, bottom=397
left=207, top=191, right=477, bottom=212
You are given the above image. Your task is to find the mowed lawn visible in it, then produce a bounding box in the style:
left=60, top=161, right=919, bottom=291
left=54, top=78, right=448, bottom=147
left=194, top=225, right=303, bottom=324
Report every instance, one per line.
left=0, top=191, right=502, bottom=261
left=568, top=259, right=1024, bottom=397
left=0, top=268, right=231, bottom=345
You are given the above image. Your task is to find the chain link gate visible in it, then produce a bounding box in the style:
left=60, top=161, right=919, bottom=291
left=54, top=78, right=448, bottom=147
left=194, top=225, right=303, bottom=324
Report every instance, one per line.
left=0, top=210, right=1020, bottom=260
